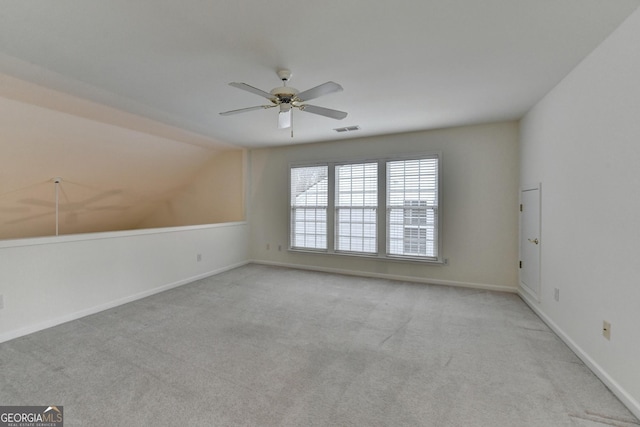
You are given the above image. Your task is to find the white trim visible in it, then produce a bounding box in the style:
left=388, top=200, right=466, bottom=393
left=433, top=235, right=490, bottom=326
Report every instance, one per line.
left=520, top=182, right=541, bottom=193
left=288, top=150, right=442, bottom=168
left=0, top=260, right=249, bottom=344
left=243, top=149, right=250, bottom=222
left=519, top=290, right=640, bottom=420
left=0, top=221, right=247, bottom=249
left=518, top=282, right=540, bottom=302
left=287, top=247, right=446, bottom=265
left=519, top=183, right=541, bottom=302
left=250, top=259, right=517, bottom=293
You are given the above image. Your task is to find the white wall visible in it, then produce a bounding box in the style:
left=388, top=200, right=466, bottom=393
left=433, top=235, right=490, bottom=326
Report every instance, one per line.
left=0, top=222, right=249, bottom=343
left=249, top=122, right=519, bottom=291
left=519, top=8, right=640, bottom=418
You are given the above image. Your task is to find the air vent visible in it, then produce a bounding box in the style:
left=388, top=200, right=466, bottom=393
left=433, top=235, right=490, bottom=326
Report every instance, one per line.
left=334, top=125, right=360, bottom=133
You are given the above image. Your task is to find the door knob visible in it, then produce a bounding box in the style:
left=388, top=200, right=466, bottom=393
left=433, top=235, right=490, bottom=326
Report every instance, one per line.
left=528, top=238, right=539, bottom=245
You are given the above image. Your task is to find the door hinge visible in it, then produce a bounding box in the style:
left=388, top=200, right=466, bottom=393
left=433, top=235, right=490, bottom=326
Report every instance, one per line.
left=519, top=261, right=522, bottom=268
left=520, top=204, right=523, bottom=212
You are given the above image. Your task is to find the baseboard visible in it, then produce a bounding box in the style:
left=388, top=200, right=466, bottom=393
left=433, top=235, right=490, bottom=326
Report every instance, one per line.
left=519, top=290, right=640, bottom=420
left=249, top=259, right=517, bottom=293
left=0, top=260, right=249, bottom=344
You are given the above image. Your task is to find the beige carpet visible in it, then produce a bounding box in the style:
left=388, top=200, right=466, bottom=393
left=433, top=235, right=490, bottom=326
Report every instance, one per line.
left=1, top=264, right=638, bottom=426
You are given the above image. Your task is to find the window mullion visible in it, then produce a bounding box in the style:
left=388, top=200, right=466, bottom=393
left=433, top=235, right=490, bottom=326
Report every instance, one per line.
left=327, top=164, right=336, bottom=254
left=378, top=159, right=387, bottom=257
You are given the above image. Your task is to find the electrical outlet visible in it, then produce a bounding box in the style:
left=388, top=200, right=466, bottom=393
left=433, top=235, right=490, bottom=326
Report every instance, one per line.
left=602, top=321, right=611, bottom=340
left=196, top=254, right=202, bottom=262
left=266, top=243, right=270, bottom=250
left=554, top=288, right=560, bottom=302
left=278, top=244, right=282, bottom=251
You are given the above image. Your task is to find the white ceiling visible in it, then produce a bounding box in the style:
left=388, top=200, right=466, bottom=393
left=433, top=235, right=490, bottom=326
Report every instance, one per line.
left=1, top=0, right=638, bottom=149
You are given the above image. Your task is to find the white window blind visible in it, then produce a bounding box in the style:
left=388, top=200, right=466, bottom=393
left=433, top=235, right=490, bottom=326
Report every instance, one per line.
left=387, top=157, right=438, bottom=258
left=290, top=166, right=328, bottom=250
left=290, top=154, right=440, bottom=262
left=335, top=163, right=377, bottom=253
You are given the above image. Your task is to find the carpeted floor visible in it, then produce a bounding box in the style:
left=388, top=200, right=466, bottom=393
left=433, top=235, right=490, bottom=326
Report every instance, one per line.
left=1, top=264, right=638, bottom=426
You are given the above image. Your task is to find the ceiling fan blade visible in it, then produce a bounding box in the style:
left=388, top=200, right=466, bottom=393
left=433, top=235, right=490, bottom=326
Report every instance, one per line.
left=86, top=205, right=130, bottom=211
left=80, top=189, right=123, bottom=205
left=278, top=108, right=292, bottom=129
left=296, top=82, right=343, bottom=102
left=229, top=82, right=275, bottom=100
left=0, top=206, right=30, bottom=213
left=19, top=198, right=56, bottom=208
left=299, top=104, right=348, bottom=120
left=220, top=105, right=275, bottom=116
left=5, top=211, right=55, bottom=224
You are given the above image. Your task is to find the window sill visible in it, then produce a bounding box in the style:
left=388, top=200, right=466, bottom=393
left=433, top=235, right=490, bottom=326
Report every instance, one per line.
left=288, top=247, right=445, bottom=265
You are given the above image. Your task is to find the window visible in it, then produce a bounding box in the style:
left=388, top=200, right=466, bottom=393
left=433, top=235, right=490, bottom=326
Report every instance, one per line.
left=387, top=158, right=438, bottom=258
left=290, top=166, right=328, bottom=250
left=402, top=200, right=429, bottom=254
left=290, top=154, right=440, bottom=262
left=335, top=163, right=377, bottom=253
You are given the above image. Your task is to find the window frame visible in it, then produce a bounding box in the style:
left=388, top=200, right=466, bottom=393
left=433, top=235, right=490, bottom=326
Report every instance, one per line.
left=288, top=152, right=442, bottom=263
left=334, top=162, right=379, bottom=255
left=386, top=156, right=440, bottom=261
left=289, top=165, right=329, bottom=251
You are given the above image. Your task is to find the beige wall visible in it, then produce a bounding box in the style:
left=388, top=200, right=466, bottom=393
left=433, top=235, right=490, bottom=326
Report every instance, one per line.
left=249, top=122, right=519, bottom=290
left=138, top=149, right=246, bottom=228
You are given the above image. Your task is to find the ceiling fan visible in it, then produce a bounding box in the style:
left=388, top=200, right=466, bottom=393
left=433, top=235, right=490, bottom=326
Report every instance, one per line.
left=220, top=69, right=347, bottom=133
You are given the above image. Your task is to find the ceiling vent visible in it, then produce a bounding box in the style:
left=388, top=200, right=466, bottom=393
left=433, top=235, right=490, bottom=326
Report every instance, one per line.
left=334, top=125, right=360, bottom=133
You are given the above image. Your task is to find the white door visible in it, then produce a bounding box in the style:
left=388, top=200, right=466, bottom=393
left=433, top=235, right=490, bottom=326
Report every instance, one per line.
left=520, top=185, right=541, bottom=300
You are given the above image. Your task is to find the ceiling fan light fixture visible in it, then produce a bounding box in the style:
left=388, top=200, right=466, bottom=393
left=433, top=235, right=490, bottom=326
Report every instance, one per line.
left=278, top=108, right=292, bottom=129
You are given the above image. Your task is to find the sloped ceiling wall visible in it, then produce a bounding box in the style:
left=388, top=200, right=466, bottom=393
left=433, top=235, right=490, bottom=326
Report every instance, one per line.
left=0, top=73, right=242, bottom=240
left=137, top=149, right=245, bottom=229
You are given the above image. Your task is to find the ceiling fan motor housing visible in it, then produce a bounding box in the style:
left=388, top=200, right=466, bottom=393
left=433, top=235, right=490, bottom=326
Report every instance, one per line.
left=270, top=86, right=298, bottom=104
